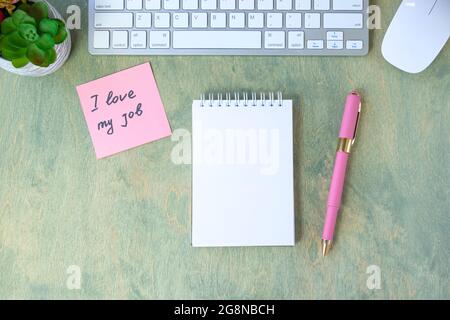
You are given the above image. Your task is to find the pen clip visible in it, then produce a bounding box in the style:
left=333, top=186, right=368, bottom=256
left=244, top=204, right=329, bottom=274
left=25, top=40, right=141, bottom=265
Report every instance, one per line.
left=351, top=92, right=362, bottom=145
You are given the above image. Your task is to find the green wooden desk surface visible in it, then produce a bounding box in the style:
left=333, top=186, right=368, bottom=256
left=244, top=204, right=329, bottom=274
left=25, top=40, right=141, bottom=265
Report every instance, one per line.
left=0, top=0, right=449, bottom=300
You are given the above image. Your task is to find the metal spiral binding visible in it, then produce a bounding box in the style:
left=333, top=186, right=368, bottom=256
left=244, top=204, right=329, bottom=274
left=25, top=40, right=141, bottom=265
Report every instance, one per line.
left=200, top=92, right=283, bottom=107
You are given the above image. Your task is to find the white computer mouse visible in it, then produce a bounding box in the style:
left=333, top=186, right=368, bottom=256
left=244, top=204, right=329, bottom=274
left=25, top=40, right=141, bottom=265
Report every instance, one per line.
left=382, top=0, right=450, bottom=74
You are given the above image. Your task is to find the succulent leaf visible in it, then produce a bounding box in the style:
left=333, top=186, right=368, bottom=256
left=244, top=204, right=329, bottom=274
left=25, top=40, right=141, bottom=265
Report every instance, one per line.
left=47, top=47, right=56, bottom=64
left=1, top=45, right=26, bottom=59
left=39, top=18, right=57, bottom=36
left=14, top=10, right=36, bottom=26
left=26, top=42, right=46, bottom=65
left=26, top=1, right=49, bottom=22
left=12, top=55, right=29, bottom=68
left=53, top=20, right=67, bottom=44
left=8, top=30, right=28, bottom=47
left=1, top=17, right=17, bottom=34
left=17, top=2, right=31, bottom=12
left=36, top=33, right=54, bottom=50
left=39, top=47, right=55, bottom=67
left=12, top=9, right=27, bottom=24
left=20, top=14, right=36, bottom=26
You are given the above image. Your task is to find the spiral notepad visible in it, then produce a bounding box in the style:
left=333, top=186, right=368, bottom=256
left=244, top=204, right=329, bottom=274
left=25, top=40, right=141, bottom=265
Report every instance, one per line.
left=192, top=92, right=295, bottom=247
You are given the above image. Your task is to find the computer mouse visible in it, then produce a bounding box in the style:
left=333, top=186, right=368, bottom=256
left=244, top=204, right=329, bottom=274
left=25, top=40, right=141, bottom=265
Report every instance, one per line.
left=382, top=0, right=450, bottom=74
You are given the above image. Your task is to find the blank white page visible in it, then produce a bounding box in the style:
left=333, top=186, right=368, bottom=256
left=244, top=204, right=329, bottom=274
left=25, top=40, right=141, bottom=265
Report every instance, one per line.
left=192, top=98, right=295, bottom=247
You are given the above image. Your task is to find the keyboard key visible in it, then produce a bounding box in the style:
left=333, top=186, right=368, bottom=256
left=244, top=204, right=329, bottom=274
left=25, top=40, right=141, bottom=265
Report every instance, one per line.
left=95, top=13, right=133, bottom=28
left=112, top=31, right=128, bottom=48
left=288, top=31, right=304, bottom=48
left=307, top=39, right=323, bottom=49
left=327, top=31, right=343, bottom=40
left=173, top=13, right=188, bottom=28
left=229, top=13, right=245, bottom=28
left=154, top=13, right=170, bottom=28
left=145, top=0, right=161, bottom=9
left=183, top=0, right=198, bottom=9
left=192, top=13, right=208, bottom=28
left=267, top=13, right=282, bottom=28
left=220, top=0, right=235, bottom=9
left=149, top=31, right=170, bottom=48
left=136, top=12, right=152, bottom=28
left=304, top=13, right=320, bottom=28
left=173, top=31, right=262, bottom=48
left=327, top=40, right=343, bottom=49
left=333, top=0, right=362, bottom=10
left=346, top=40, right=363, bottom=49
left=95, top=0, right=124, bottom=10
left=201, top=0, right=217, bottom=9
left=127, top=0, right=143, bottom=10
left=264, top=31, right=285, bottom=49
left=131, top=31, right=147, bottom=48
left=258, top=0, right=273, bottom=10
left=164, top=0, right=180, bottom=9
left=93, top=31, right=110, bottom=48
left=248, top=13, right=264, bottom=28
left=323, top=13, right=363, bottom=28
left=286, top=13, right=301, bottom=28
left=295, top=0, right=311, bottom=10
left=211, top=13, right=226, bottom=28
left=313, top=0, right=329, bottom=10
left=239, top=0, right=254, bottom=10
left=276, top=0, right=292, bottom=10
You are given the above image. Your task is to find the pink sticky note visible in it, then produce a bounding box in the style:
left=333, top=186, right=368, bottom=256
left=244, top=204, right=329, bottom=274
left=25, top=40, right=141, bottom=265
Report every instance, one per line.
left=76, top=63, right=171, bottom=159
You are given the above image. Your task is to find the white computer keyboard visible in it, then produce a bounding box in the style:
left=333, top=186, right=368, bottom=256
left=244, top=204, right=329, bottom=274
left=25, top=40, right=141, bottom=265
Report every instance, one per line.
left=89, top=0, right=369, bottom=55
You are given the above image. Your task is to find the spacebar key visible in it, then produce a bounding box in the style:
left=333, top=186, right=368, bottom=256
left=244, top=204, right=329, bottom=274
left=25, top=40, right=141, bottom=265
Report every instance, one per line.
left=173, top=31, right=262, bottom=49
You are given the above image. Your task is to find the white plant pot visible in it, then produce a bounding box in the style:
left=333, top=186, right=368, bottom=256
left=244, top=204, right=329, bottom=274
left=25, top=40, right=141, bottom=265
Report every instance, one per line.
left=0, top=0, right=71, bottom=77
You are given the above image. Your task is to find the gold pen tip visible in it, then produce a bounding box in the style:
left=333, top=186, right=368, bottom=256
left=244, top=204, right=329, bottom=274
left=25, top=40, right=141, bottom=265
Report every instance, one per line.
left=322, top=240, right=332, bottom=257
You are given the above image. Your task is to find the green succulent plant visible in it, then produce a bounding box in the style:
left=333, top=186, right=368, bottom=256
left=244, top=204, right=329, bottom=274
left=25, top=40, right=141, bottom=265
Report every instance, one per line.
left=0, top=1, right=68, bottom=68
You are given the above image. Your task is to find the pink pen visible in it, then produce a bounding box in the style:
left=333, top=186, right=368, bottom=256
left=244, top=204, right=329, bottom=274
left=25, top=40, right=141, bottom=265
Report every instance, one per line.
left=322, top=91, right=362, bottom=257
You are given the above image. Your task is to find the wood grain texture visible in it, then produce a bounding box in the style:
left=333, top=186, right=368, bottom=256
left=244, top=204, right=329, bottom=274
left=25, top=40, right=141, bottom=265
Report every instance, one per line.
left=0, top=0, right=449, bottom=299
